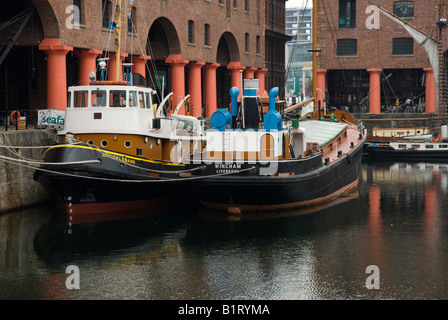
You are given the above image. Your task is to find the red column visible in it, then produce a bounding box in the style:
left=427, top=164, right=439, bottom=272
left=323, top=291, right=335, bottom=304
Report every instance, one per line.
left=424, top=68, right=436, bottom=113
left=74, top=49, right=102, bottom=85
left=243, top=67, right=257, bottom=80
left=255, top=68, right=268, bottom=97
left=367, top=68, right=382, bottom=114
left=166, top=54, right=189, bottom=115
left=108, top=52, right=128, bottom=81
left=316, top=69, right=327, bottom=111
left=187, top=61, right=205, bottom=117
left=132, top=55, right=151, bottom=78
left=38, top=38, right=73, bottom=110
left=227, top=62, right=246, bottom=101
left=204, top=63, right=220, bottom=118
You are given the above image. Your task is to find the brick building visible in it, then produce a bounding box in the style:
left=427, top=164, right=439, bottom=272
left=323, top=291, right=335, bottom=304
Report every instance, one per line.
left=265, top=0, right=291, bottom=98
left=0, top=0, right=289, bottom=118
left=316, top=0, right=446, bottom=114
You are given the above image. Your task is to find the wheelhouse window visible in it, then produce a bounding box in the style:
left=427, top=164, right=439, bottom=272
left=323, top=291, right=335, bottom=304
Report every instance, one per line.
left=337, top=39, right=357, bottom=56
left=73, top=91, right=88, bottom=108
left=138, top=92, right=145, bottom=108
left=393, top=37, right=413, bottom=55
left=91, top=90, right=107, bottom=107
left=145, top=92, right=152, bottom=109
left=393, top=1, right=414, bottom=18
left=339, top=0, right=356, bottom=28
left=128, top=91, right=138, bottom=107
left=109, top=90, right=127, bottom=107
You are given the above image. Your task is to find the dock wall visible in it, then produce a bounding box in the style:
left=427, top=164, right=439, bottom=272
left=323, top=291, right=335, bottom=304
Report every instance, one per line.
left=0, top=129, right=58, bottom=213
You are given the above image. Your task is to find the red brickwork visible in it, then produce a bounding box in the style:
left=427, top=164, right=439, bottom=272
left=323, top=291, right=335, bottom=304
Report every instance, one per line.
left=40, top=0, right=265, bottom=69
left=316, top=0, right=440, bottom=70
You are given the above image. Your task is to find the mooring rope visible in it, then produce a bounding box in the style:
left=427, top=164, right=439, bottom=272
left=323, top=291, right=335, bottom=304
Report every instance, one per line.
left=0, top=155, right=256, bottom=183
left=0, top=154, right=101, bottom=166
left=0, top=138, right=206, bottom=174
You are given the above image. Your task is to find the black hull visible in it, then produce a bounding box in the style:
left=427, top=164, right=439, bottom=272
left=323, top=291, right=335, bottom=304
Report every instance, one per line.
left=185, top=139, right=365, bottom=214
left=366, top=146, right=448, bottom=162
left=33, top=144, right=201, bottom=224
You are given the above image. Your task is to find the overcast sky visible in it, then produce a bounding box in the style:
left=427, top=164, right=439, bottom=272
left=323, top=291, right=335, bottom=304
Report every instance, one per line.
left=286, top=0, right=312, bottom=8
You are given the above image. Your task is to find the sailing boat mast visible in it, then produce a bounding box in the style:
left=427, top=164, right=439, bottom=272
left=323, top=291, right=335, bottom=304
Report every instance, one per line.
left=437, top=0, right=447, bottom=125
left=312, top=0, right=317, bottom=111
left=115, top=0, right=122, bottom=82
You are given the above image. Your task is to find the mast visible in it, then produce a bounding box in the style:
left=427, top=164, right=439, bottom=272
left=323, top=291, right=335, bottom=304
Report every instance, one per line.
left=438, top=0, right=447, bottom=125
left=312, top=0, right=317, bottom=111
left=115, top=0, right=122, bottom=82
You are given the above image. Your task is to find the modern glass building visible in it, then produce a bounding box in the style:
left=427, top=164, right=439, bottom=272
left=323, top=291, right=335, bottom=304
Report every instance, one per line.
left=285, top=6, right=313, bottom=99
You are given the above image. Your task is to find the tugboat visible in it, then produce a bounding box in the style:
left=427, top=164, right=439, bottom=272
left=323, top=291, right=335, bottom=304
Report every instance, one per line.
left=33, top=82, right=205, bottom=224
left=33, top=0, right=204, bottom=224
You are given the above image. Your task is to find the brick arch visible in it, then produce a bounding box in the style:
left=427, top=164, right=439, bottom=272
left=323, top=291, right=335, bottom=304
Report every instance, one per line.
left=31, top=0, right=60, bottom=38
left=217, top=31, right=240, bottom=65
left=146, top=17, right=181, bottom=60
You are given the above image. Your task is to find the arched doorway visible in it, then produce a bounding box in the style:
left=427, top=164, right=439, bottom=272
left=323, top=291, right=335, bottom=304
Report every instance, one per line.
left=216, top=32, right=240, bottom=109
left=0, top=0, right=60, bottom=112
left=146, top=18, right=181, bottom=105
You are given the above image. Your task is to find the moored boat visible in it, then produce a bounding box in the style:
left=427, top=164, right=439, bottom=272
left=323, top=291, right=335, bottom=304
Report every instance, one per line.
left=179, top=84, right=366, bottom=217
left=33, top=0, right=205, bottom=224
left=365, top=136, right=448, bottom=161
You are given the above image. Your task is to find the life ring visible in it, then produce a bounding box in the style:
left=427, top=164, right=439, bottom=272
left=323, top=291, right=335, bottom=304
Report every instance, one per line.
left=431, top=138, right=437, bottom=143
left=10, top=110, right=20, bottom=125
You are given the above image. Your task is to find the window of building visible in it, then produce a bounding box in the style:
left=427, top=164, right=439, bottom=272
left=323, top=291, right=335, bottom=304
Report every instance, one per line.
left=245, top=0, right=249, bottom=11
left=339, top=0, right=356, bottom=28
left=393, top=1, right=414, bottom=18
left=204, top=24, right=210, bottom=46
left=102, top=0, right=111, bottom=29
left=233, top=0, right=237, bottom=9
left=245, top=33, right=249, bottom=53
left=73, top=0, right=83, bottom=25
left=219, top=0, right=223, bottom=4
left=128, top=6, right=136, bottom=33
left=256, top=35, right=260, bottom=54
left=188, top=20, right=195, bottom=44
left=337, top=39, right=357, bottom=56
left=393, top=37, right=413, bottom=55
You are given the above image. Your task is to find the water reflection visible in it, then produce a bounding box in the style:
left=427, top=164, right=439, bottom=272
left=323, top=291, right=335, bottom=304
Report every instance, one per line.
left=359, top=161, right=448, bottom=299
left=1, top=162, right=448, bottom=299
left=185, top=192, right=364, bottom=243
